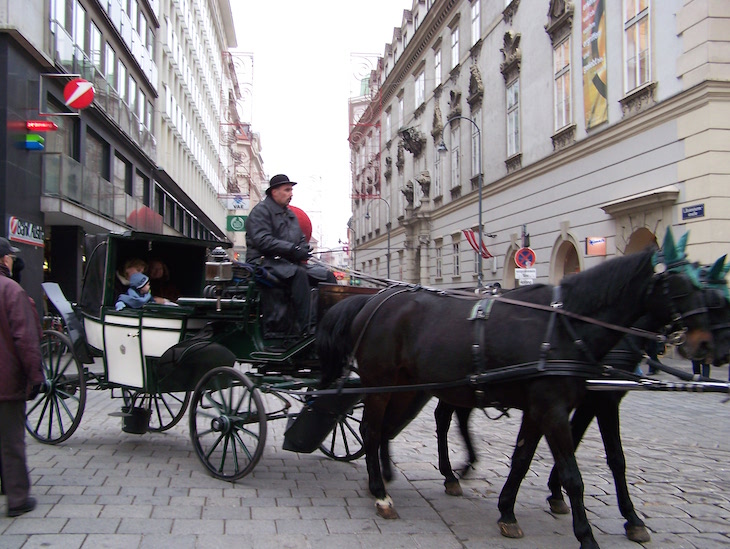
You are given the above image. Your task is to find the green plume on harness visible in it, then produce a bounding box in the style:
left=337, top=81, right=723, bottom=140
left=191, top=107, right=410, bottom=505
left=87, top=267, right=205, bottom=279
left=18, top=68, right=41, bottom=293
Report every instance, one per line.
left=652, top=227, right=701, bottom=288
left=700, top=254, right=730, bottom=301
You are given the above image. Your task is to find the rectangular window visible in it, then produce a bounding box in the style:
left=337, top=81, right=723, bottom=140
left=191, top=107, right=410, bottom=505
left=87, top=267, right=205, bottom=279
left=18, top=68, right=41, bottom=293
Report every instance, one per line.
left=471, top=2, right=480, bottom=47
left=129, top=76, right=137, bottom=117
left=453, top=243, right=460, bottom=276
left=506, top=79, right=520, bottom=157
left=624, top=0, right=650, bottom=92
left=105, top=42, right=116, bottom=86
left=90, top=22, right=102, bottom=72
left=471, top=108, right=480, bottom=177
left=86, top=129, right=110, bottom=180
left=451, top=27, right=459, bottom=68
left=436, top=246, right=442, bottom=278
left=434, top=154, right=442, bottom=197
left=415, top=70, right=425, bottom=107
left=74, top=1, right=86, bottom=52
left=385, top=111, right=391, bottom=141
left=434, top=49, right=442, bottom=88
left=118, top=62, right=127, bottom=102
left=553, top=37, right=572, bottom=131
left=398, top=97, right=404, bottom=130
left=146, top=99, right=153, bottom=131
left=450, top=125, right=460, bottom=189
left=474, top=250, right=480, bottom=274
left=114, top=151, right=132, bottom=196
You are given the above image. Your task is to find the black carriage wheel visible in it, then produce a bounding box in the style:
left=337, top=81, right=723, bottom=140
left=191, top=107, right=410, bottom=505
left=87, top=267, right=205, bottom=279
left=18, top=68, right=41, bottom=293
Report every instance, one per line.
left=26, top=330, right=87, bottom=444
left=189, top=367, right=267, bottom=481
left=122, top=389, right=191, bottom=432
left=319, top=400, right=366, bottom=461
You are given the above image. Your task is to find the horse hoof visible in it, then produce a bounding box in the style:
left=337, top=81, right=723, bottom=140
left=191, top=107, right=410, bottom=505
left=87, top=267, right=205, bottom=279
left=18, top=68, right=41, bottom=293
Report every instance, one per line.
left=498, top=521, right=524, bottom=539
left=625, top=523, right=651, bottom=543
left=444, top=481, right=463, bottom=497
left=547, top=497, right=570, bottom=515
left=375, top=497, right=399, bottom=520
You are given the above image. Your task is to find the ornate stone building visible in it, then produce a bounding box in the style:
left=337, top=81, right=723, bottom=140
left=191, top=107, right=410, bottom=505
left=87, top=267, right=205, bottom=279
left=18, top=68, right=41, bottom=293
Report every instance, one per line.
left=349, top=0, right=730, bottom=289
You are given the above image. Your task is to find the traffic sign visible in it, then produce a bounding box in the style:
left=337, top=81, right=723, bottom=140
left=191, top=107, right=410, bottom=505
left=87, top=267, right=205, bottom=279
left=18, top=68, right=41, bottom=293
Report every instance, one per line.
left=515, top=247, right=536, bottom=268
left=515, top=268, right=537, bottom=286
left=63, top=78, right=95, bottom=109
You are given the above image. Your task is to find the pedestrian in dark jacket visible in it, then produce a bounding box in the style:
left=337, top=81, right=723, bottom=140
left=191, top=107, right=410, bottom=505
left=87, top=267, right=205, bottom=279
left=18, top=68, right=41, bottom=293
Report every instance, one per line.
left=245, top=174, right=336, bottom=334
left=0, top=237, right=44, bottom=517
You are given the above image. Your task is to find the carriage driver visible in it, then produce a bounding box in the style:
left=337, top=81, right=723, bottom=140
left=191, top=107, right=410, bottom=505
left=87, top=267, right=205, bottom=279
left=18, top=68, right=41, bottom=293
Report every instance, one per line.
left=245, top=174, right=336, bottom=335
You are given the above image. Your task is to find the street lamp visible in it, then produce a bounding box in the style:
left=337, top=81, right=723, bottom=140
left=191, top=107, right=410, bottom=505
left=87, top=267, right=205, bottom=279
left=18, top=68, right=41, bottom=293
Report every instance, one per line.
left=438, top=115, right=484, bottom=289
left=364, top=196, right=391, bottom=279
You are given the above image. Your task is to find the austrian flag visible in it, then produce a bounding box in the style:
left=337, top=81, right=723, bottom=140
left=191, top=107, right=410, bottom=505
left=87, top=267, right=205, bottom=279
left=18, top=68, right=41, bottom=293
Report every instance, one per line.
left=462, top=229, right=493, bottom=259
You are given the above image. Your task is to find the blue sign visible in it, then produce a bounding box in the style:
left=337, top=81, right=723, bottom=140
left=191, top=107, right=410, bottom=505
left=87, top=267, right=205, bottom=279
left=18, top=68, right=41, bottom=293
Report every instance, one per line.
left=682, top=204, right=704, bottom=220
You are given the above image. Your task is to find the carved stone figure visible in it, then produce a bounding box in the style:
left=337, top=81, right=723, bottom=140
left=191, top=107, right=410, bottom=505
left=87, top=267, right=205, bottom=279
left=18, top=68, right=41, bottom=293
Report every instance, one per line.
left=468, top=65, right=484, bottom=107
left=431, top=103, right=443, bottom=139
left=396, top=141, right=405, bottom=172
left=415, top=171, right=431, bottom=197
left=448, top=90, right=462, bottom=120
left=399, top=127, right=427, bottom=157
left=401, top=180, right=414, bottom=205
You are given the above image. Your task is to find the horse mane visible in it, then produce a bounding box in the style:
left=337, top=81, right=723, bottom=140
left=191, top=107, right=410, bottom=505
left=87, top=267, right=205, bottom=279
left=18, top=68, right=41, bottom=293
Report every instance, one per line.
left=559, top=248, right=655, bottom=314
left=316, top=294, right=373, bottom=388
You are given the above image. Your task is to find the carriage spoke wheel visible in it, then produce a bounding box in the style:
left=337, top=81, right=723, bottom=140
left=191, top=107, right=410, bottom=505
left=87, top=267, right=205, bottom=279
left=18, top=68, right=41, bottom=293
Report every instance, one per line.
left=190, top=367, right=266, bottom=481
left=319, top=399, right=365, bottom=461
left=26, top=330, right=87, bottom=444
left=123, top=389, right=191, bottom=432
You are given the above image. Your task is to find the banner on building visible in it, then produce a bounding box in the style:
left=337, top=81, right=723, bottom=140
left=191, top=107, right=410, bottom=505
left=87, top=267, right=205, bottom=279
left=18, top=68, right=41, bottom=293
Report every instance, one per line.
left=462, top=229, right=493, bottom=259
left=582, top=0, right=607, bottom=129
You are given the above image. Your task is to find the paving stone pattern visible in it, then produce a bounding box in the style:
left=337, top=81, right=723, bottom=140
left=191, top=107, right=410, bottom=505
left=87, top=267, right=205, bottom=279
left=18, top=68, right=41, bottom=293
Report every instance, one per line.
left=1, top=359, right=728, bottom=548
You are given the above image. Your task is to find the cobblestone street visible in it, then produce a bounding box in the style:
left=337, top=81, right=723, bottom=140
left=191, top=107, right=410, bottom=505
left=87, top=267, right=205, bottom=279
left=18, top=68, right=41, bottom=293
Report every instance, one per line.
left=1, top=359, right=728, bottom=549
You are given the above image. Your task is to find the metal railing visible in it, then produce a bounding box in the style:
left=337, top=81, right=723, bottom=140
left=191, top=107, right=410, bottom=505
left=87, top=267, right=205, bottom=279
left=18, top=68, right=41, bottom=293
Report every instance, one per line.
left=42, top=153, right=163, bottom=233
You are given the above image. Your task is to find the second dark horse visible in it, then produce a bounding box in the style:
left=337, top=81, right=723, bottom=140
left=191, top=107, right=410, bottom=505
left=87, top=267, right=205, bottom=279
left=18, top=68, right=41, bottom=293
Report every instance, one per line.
left=317, top=241, right=713, bottom=549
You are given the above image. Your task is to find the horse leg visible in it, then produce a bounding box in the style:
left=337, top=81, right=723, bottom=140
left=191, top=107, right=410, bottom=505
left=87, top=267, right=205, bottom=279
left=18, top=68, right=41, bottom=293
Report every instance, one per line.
left=435, top=401, right=462, bottom=496
left=361, top=395, right=398, bottom=519
left=547, top=402, right=596, bottom=515
left=497, top=416, right=542, bottom=539
left=380, top=435, right=393, bottom=482
left=455, top=406, right=477, bottom=475
left=543, top=414, right=599, bottom=549
left=595, top=395, right=650, bottom=543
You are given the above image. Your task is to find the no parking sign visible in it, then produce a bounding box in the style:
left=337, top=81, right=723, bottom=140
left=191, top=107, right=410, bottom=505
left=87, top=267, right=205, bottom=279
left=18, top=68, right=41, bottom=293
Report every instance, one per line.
left=514, top=247, right=536, bottom=268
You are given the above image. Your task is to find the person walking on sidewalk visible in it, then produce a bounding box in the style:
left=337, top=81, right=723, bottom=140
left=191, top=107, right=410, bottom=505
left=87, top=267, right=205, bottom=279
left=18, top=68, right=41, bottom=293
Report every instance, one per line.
left=0, top=237, right=44, bottom=517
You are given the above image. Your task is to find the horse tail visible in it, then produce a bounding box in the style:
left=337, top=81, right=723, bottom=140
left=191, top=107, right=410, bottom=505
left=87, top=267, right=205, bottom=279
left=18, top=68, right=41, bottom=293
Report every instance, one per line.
left=316, top=294, right=372, bottom=388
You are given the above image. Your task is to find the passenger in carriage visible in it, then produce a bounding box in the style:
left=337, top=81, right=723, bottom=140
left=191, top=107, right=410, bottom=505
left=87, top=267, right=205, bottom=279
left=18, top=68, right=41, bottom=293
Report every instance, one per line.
left=114, top=272, right=153, bottom=310
left=245, top=174, right=336, bottom=335
left=148, top=258, right=180, bottom=304
left=113, top=257, right=147, bottom=300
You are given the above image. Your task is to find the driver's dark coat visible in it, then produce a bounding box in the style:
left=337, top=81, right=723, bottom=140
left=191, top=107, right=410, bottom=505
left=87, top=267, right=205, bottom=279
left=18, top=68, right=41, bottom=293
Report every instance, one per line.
left=245, top=195, right=306, bottom=280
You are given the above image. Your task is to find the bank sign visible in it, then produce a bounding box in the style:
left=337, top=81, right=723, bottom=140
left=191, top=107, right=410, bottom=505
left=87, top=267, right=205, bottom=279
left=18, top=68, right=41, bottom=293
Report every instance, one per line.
left=8, top=216, right=45, bottom=247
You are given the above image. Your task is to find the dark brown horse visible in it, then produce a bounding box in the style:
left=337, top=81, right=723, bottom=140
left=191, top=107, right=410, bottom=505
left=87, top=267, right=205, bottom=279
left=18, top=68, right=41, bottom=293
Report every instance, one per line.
left=433, top=257, right=730, bottom=544
left=317, top=242, right=713, bottom=549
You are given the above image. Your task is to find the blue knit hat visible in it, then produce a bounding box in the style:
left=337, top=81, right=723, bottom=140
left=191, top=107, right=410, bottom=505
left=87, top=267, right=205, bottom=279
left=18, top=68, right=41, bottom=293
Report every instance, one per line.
left=129, top=272, right=150, bottom=290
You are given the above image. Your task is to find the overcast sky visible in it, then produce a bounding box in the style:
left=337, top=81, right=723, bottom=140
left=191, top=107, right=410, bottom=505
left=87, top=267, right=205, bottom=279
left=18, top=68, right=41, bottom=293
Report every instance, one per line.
left=230, top=1, right=410, bottom=248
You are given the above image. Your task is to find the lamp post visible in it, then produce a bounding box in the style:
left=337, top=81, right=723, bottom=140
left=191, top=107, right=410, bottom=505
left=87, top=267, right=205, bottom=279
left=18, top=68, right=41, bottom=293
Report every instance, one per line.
left=438, top=115, right=483, bottom=289
left=365, top=196, right=391, bottom=279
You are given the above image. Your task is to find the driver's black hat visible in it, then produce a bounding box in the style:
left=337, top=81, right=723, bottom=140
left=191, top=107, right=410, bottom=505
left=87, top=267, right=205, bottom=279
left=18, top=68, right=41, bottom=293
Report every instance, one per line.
left=266, top=174, right=297, bottom=196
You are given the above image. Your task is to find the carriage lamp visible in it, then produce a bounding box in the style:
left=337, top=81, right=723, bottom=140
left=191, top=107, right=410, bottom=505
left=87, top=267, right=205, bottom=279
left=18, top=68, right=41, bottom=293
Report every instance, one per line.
left=206, top=246, right=233, bottom=283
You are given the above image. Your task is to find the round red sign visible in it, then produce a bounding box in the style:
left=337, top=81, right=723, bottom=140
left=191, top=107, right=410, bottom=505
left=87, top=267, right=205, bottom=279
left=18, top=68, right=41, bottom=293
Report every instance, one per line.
left=514, top=247, right=536, bottom=268
left=63, top=78, right=95, bottom=109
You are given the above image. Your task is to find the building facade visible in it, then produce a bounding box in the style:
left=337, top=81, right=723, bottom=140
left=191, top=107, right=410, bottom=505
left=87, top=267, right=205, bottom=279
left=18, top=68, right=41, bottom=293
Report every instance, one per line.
left=0, top=0, right=237, bottom=307
left=349, top=0, right=730, bottom=289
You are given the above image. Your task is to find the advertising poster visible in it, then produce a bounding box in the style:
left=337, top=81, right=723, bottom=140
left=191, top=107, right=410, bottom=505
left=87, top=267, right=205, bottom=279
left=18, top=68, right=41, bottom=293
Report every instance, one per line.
left=582, top=0, right=607, bottom=128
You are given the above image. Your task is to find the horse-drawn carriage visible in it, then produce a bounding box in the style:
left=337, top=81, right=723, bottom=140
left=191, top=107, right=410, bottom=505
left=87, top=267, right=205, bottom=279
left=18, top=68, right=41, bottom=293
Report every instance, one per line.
left=27, top=227, right=729, bottom=549
left=28, top=230, right=374, bottom=480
